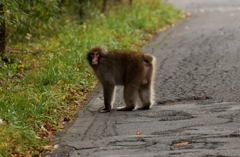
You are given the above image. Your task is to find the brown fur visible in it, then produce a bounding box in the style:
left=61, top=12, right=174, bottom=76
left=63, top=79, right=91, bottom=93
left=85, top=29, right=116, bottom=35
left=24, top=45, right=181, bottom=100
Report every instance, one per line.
left=87, top=46, right=156, bottom=112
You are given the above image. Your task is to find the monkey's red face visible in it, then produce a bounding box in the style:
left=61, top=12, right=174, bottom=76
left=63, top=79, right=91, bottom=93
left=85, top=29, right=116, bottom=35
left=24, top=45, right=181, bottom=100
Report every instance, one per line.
left=91, top=52, right=100, bottom=65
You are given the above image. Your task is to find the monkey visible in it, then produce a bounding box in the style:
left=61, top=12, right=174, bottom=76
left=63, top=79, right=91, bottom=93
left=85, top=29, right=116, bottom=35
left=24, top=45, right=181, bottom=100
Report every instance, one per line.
left=87, top=46, right=156, bottom=113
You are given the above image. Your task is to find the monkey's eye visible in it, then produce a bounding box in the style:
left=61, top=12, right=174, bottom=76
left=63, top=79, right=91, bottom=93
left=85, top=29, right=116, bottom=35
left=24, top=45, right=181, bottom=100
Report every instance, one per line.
left=91, top=52, right=99, bottom=57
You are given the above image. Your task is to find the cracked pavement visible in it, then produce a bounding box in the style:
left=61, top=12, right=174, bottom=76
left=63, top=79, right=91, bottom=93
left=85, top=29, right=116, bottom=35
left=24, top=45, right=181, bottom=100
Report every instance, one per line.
left=45, top=0, right=240, bottom=156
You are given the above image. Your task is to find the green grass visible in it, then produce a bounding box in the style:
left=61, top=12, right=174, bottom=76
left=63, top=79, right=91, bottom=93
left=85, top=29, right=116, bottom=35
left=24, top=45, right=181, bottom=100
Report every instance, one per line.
left=0, top=0, right=185, bottom=156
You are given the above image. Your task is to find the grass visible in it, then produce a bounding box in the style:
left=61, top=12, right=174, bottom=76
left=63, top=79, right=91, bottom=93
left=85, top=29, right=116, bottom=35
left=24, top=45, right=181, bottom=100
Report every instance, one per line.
left=0, top=0, right=185, bottom=156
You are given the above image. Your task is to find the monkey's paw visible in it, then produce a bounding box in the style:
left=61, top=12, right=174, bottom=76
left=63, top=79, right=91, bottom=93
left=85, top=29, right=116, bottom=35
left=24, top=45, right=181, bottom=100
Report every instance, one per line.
left=98, top=107, right=110, bottom=113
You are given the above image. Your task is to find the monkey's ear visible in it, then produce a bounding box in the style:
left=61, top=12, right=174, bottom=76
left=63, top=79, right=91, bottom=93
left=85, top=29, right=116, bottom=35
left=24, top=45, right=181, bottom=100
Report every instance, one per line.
left=100, top=47, right=108, bottom=56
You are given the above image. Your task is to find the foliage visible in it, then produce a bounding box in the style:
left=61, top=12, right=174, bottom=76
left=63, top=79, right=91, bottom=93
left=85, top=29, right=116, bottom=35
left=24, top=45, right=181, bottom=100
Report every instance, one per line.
left=0, top=0, right=185, bottom=156
left=2, top=0, right=60, bottom=44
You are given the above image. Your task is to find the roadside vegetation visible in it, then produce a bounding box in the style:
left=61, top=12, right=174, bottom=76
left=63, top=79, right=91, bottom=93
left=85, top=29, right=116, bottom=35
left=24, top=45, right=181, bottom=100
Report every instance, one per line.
left=0, top=0, right=185, bottom=156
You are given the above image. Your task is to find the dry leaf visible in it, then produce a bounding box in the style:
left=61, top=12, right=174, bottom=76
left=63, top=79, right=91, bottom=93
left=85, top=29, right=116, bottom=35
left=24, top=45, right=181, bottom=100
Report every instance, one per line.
left=185, top=12, right=191, bottom=17
left=77, top=63, right=82, bottom=68
left=136, top=131, right=142, bottom=135
left=173, top=141, right=189, bottom=146
left=116, top=36, right=124, bottom=40
left=45, top=121, right=53, bottom=131
left=131, top=44, right=137, bottom=49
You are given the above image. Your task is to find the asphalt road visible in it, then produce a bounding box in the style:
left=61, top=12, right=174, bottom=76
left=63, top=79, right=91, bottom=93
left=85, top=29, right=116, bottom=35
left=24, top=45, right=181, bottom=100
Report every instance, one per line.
left=46, top=0, right=240, bottom=156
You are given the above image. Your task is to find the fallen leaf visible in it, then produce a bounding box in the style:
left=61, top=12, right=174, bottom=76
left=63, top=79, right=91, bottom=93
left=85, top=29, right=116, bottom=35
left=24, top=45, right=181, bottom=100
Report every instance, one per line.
left=131, top=44, right=137, bottom=49
left=185, top=12, right=191, bottom=17
left=136, top=131, right=142, bottom=135
left=45, top=121, right=53, bottom=131
left=173, top=141, right=189, bottom=146
left=10, top=50, right=19, bottom=53
left=50, top=128, right=57, bottom=132
left=77, top=63, right=82, bottom=68
left=116, top=36, right=124, bottom=40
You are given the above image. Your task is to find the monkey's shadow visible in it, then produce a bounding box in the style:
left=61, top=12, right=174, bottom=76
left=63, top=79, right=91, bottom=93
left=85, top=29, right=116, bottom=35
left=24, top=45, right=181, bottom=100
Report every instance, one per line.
left=111, top=87, right=145, bottom=111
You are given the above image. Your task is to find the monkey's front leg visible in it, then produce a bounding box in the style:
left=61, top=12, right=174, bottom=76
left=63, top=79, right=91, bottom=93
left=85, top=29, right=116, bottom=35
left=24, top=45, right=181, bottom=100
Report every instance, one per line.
left=99, top=84, right=116, bottom=113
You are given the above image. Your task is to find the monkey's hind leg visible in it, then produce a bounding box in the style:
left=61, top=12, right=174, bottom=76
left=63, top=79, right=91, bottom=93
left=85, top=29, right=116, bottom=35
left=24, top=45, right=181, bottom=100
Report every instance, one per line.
left=116, top=85, right=137, bottom=111
left=99, top=85, right=116, bottom=113
left=138, top=84, right=154, bottom=110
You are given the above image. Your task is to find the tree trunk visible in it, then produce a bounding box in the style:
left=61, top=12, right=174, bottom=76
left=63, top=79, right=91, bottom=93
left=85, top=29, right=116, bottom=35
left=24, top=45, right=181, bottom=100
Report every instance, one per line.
left=0, top=4, right=6, bottom=55
left=78, top=0, right=85, bottom=23
left=102, top=0, right=107, bottom=12
left=115, top=0, right=122, bottom=3
left=129, top=0, right=132, bottom=5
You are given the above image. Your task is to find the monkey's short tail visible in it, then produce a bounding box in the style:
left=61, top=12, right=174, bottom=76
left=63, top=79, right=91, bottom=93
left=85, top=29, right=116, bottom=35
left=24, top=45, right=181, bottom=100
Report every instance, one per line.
left=143, top=54, right=156, bottom=64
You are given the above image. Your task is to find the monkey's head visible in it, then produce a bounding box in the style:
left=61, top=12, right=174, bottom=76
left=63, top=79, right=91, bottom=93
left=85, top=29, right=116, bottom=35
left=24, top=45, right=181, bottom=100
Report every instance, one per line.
left=87, top=46, right=107, bottom=65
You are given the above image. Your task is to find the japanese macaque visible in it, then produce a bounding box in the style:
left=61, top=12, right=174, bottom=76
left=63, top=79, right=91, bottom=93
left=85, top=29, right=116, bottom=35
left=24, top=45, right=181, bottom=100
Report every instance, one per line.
left=87, top=46, right=156, bottom=113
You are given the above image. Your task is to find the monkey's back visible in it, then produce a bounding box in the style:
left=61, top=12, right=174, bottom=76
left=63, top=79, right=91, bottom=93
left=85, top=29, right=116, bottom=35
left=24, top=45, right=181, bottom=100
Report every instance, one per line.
left=103, top=50, right=152, bottom=85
